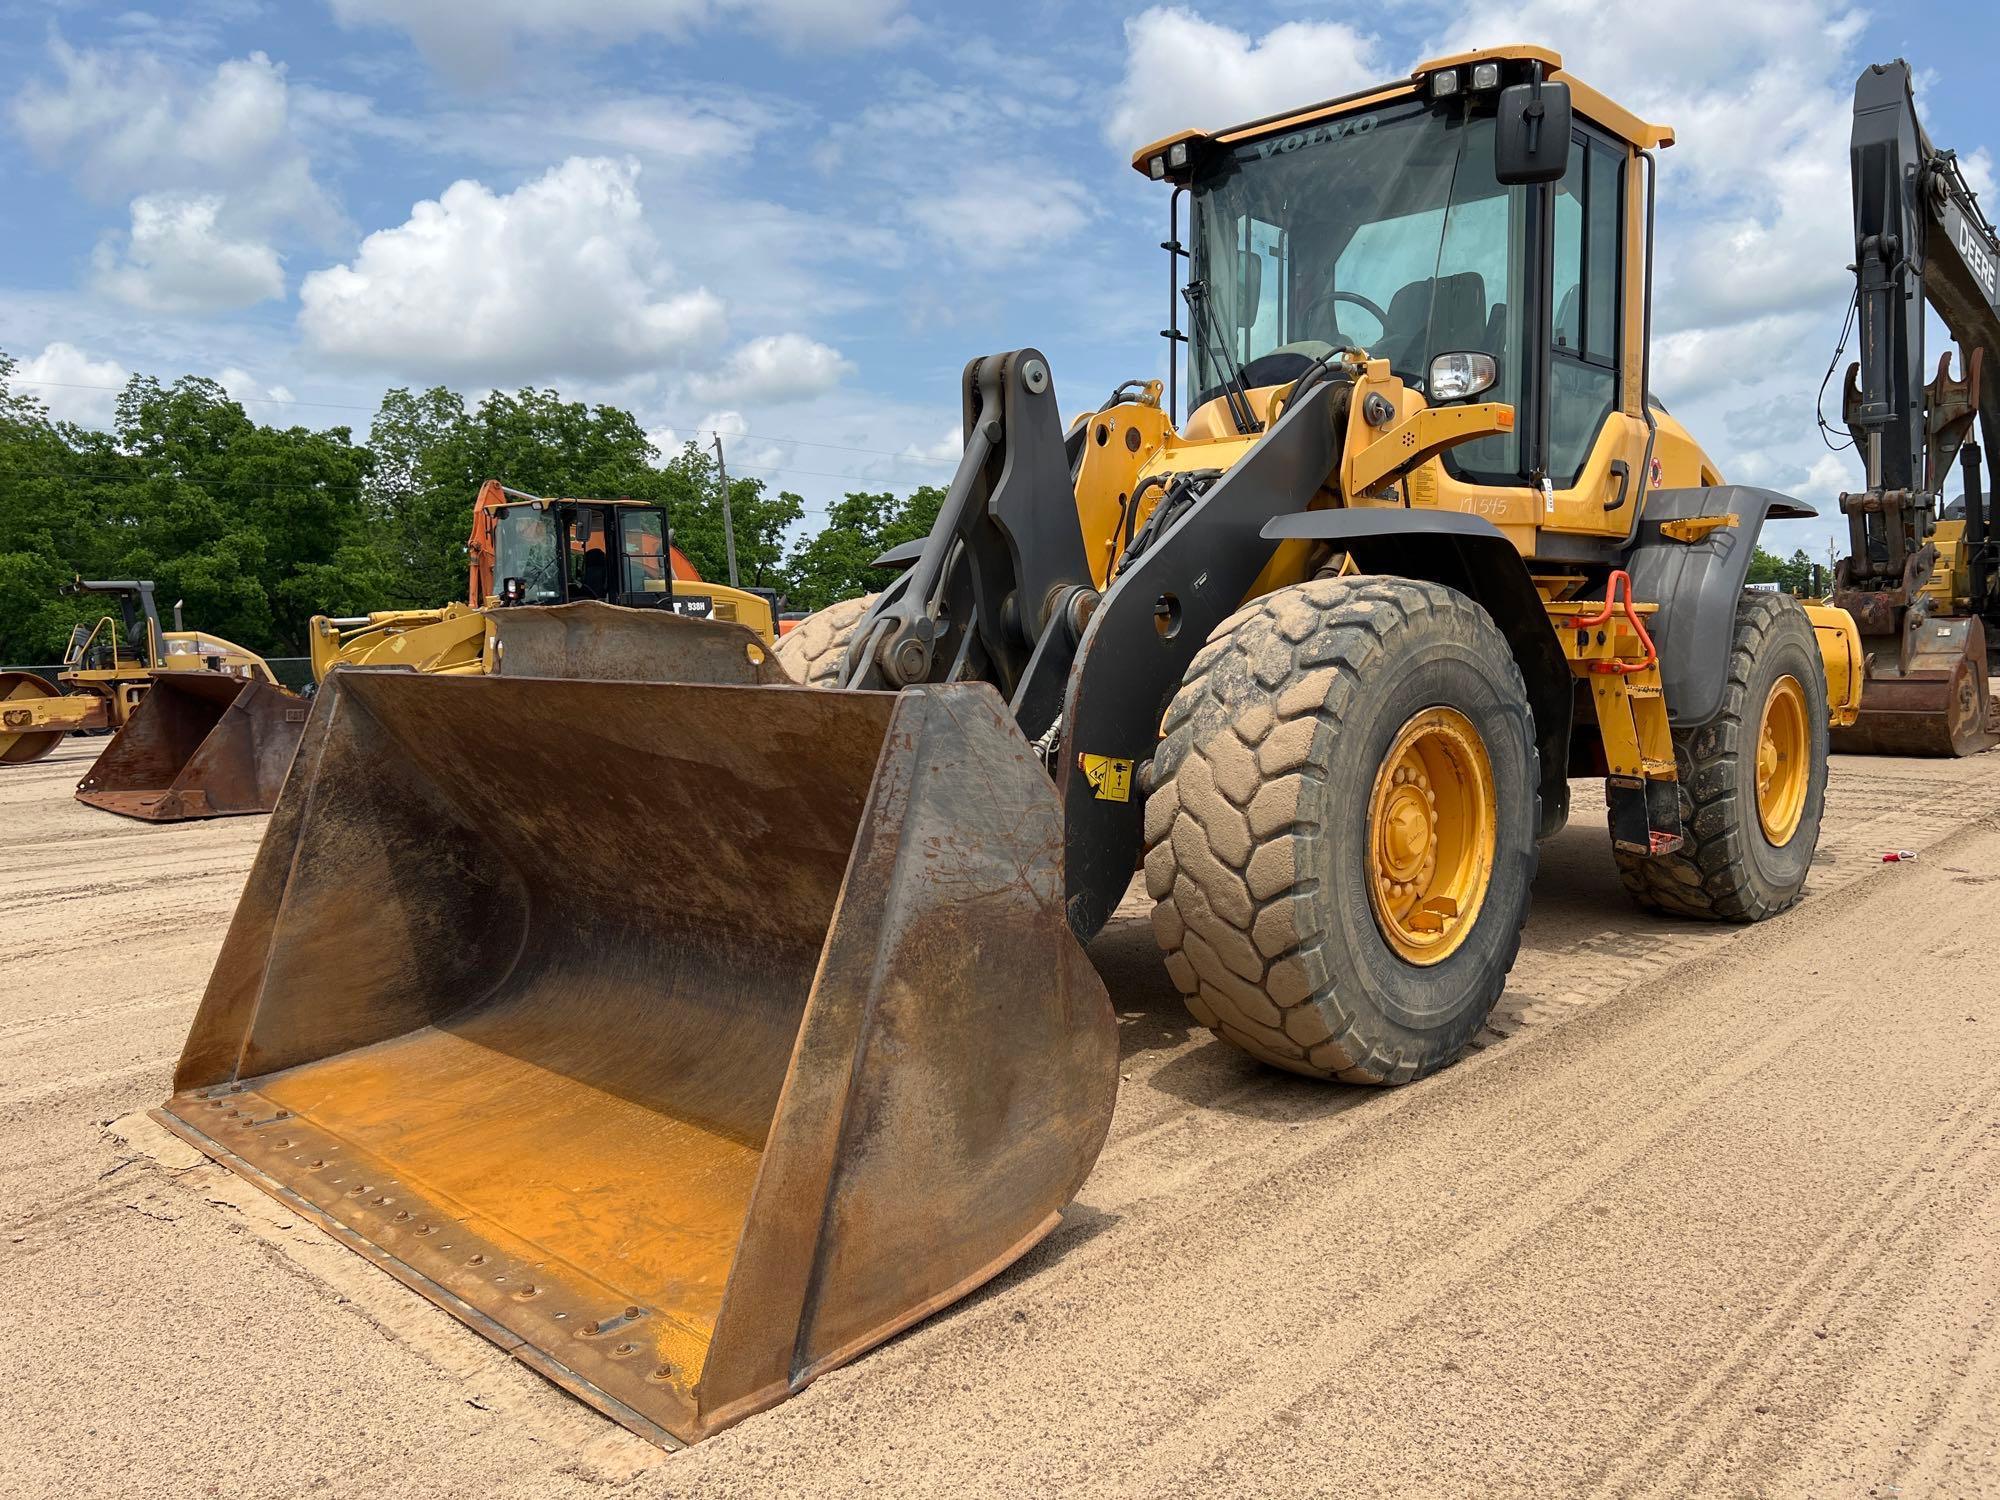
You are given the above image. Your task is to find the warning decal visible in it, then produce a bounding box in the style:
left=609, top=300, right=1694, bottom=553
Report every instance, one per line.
left=1079, top=753, right=1134, bottom=802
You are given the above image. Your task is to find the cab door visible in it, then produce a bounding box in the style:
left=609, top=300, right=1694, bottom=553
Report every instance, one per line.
left=1538, top=127, right=1649, bottom=541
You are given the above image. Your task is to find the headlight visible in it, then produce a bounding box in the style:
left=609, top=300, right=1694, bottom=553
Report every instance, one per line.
left=1428, top=351, right=1498, bottom=401
left=164, top=639, right=199, bottom=655
left=1430, top=69, right=1461, bottom=99
left=1167, top=140, right=1189, bottom=169
left=1148, top=154, right=1167, bottom=180
left=1470, top=62, right=1501, bottom=90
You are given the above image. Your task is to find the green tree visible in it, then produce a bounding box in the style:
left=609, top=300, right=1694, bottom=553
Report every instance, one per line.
left=782, top=485, right=945, bottom=612
left=656, top=441, right=805, bottom=590
left=1745, top=545, right=1817, bottom=595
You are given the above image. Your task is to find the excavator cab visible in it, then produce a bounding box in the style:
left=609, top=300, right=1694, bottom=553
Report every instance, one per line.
left=490, top=498, right=690, bottom=612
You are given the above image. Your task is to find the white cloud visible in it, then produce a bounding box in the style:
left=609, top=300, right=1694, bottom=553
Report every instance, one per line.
left=689, top=333, right=853, bottom=404
left=14, top=342, right=130, bottom=430
left=911, top=169, right=1090, bottom=266
left=11, top=42, right=338, bottom=238
left=329, top=0, right=909, bottom=80
left=214, top=367, right=298, bottom=410
left=297, top=156, right=726, bottom=381
left=899, top=425, right=961, bottom=465
left=1106, top=9, right=1387, bottom=150
left=91, top=194, right=285, bottom=313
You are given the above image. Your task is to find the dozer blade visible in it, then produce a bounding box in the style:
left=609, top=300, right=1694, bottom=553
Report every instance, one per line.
left=75, top=672, right=309, bottom=821
left=1830, top=614, right=1999, bottom=757
left=153, top=667, right=1117, bottom=1447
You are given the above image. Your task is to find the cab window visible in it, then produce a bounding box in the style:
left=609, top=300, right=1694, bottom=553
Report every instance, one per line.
left=621, top=510, right=670, bottom=596
left=1549, top=135, right=1625, bottom=486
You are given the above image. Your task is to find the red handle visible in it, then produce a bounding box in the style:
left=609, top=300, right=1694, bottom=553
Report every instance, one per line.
left=1577, top=570, right=1658, bottom=676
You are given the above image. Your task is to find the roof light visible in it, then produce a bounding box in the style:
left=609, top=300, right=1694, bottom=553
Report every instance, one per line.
left=1167, top=140, right=1189, bottom=170
left=1470, top=61, right=1501, bottom=90
left=1148, top=154, right=1167, bottom=180
left=1431, top=68, right=1461, bottom=99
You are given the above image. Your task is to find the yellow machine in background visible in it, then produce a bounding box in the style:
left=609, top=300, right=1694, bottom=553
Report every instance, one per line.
left=308, top=481, right=777, bottom=682
left=163, top=47, right=1872, bottom=1449
left=0, top=579, right=279, bottom=764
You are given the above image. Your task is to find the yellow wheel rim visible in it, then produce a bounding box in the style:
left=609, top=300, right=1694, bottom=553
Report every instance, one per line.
left=1365, top=706, right=1497, bottom=966
left=1755, top=674, right=1809, bottom=846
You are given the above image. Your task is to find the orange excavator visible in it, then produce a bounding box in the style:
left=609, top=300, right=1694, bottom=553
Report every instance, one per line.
left=309, top=480, right=779, bottom=679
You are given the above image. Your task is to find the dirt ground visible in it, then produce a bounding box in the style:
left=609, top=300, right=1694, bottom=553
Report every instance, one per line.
left=4, top=735, right=1999, bottom=1499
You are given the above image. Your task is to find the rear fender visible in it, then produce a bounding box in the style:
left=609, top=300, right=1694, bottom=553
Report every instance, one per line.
left=1623, top=486, right=1815, bottom=727
left=1260, top=508, right=1572, bottom=839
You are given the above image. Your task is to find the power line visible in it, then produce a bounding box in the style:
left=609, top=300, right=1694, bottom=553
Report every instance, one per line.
left=6, top=374, right=958, bottom=466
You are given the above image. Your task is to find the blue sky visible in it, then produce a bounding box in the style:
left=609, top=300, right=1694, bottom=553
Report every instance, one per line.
left=2, top=0, right=1996, bottom=558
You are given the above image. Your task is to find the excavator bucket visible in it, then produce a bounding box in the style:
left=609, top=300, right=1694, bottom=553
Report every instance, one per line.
left=1830, top=614, right=1999, bottom=757
left=153, top=664, right=1117, bottom=1447
left=74, top=672, right=309, bottom=821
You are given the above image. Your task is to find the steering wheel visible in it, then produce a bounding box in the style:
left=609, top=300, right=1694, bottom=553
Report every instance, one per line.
left=1297, top=288, right=1389, bottom=344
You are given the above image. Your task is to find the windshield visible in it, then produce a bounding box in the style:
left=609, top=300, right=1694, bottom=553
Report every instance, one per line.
left=1190, top=99, right=1525, bottom=475
left=492, top=504, right=563, bottom=603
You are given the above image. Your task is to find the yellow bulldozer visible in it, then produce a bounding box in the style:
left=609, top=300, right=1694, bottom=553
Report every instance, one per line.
left=306, top=480, right=778, bottom=680
left=158, top=46, right=1866, bottom=1446
left=0, top=579, right=307, bottom=820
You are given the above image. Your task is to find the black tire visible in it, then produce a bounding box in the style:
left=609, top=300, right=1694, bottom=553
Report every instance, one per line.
left=772, top=594, right=876, bottom=687
left=1143, top=577, right=1540, bottom=1084
left=1615, top=592, right=1828, bottom=921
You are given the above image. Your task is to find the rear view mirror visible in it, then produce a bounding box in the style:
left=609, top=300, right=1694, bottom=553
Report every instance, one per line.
left=1238, top=252, right=1263, bottom=330
left=1494, top=80, right=1572, bottom=185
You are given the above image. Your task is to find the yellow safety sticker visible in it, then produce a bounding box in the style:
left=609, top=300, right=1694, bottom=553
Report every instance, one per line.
left=1079, top=752, right=1133, bottom=802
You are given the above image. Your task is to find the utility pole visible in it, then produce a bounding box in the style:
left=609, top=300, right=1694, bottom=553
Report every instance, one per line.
left=712, top=433, right=740, bottom=587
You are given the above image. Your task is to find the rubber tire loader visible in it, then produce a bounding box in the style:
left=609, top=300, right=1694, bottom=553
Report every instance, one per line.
left=157, top=45, right=1866, bottom=1447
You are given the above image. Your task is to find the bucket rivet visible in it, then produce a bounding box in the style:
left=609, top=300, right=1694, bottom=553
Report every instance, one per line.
left=393, top=1211, right=411, bottom=1223
left=228, top=1083, right=243, bottom=1093
left=649, top=1365, right=674, bottom=1382
left=624, top=1305, right=640, bottom=1319
left=468, top=1255, right=486, bottom=1267
left=612, top=1343, right=637, bottom=1358
left=582, top=1321, right=602, bottom=1336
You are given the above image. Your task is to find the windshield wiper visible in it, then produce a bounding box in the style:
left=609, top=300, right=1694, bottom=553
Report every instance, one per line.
left=1182, top=279, right=1263, bottom=435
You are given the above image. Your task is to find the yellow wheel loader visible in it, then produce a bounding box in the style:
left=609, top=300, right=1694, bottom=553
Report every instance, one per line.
left=0, top=579, right=307, bottom=821
left=307, top=480, right=779, bottom=681
left=158, top=46, right=1864, bottom=1447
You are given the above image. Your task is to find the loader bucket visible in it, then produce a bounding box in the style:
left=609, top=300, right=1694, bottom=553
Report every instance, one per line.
left=74, top=671, right=308, bottom=821
left=154, top=668, right=1117, bottom=1447
left=485, top=600, right=786, bottom=684
left=1830, top=614, right=1998, bottom=757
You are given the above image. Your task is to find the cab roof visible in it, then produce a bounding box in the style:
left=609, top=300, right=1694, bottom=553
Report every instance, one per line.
left=1129, top=44, right=1674, bottom=178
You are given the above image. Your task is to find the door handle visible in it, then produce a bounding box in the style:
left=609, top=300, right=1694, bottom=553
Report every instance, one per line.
left=1604, top=459, right=1632, bottom=513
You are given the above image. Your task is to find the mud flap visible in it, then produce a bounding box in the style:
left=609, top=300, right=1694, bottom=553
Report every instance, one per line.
left=153, top=667, right=1117, bottom=1447
left=1831, top=614, right=1998, bottom=757
left=74, top=672, right=309, bottom=820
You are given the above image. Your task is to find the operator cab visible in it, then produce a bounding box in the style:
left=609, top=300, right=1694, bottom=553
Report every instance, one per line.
left=491, top=499, right=701, bottom=613
left=1139, top=46, right=1678, bottom=518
